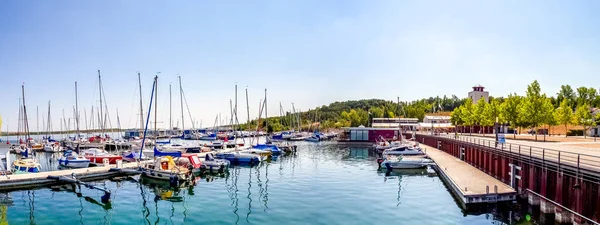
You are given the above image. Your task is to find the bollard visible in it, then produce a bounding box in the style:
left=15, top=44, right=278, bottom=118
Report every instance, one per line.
left=103, top=158, right=110, bottom=167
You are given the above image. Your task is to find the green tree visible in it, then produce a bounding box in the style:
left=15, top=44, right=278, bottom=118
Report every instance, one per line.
left=554, top=99, right=573, bottom=137
left=574, top=104, right=593, bottom=138
left=519, top=80, right=553, bottom=140
left=368, top=107, right=384, bottom=118
left=576, top=87, right=590, bottom=107
left=501, top=93, right=522, bottom=139
left=474, top=98, right=489, bottom=135
left=460, top=99, right=475, bottom=135
left=450, top=106, right=463, bottom=126
left=557, top=85, right=576, bottom=109
left=385, top=111, right=396, bottom=118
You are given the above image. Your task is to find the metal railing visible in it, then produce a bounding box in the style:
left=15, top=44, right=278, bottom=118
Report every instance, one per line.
left=526, top=189, right=600, bottom=225
left=407, top=132, right=600, bottom=183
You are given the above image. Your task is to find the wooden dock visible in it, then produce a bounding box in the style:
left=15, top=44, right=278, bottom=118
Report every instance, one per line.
left=0, top=146, right=252, bottom=191
left=421, top=143, right=516, bottom=207
left=0, top=161, right=149, bottom=191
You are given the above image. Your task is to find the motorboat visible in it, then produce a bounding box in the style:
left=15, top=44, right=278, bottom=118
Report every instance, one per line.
left=381, top=145, right=424, bottom=156
left=12, top=158, right=41, bottom=173
left=205, top=140, right=224, bottom=149
left=252, top=143, right=282, bottom=155
left=274, top=142, right=297, bottom=154
left=199, top=133, right=217, bottom=141
left=200, top=153, right=230, bottom=173
left=215, top=152, right=261, bottom=165
left=289, top=136, right=307, bottom=141
left=31, top=143, right=44, bottom=151
left=139, top=156, right=191, bottom=183
left=58, top=150, right=90, bottom=168
left=44, top=142, right=62, bottom=152
left=173, top=154, right=203, bottom=173
left=305, top=136, right=320, bottom=142
left=82, top=148, right=123, bottom=164
left=377, top=155, right=434, bottom=169
left=121, top=149, right=151, bottom=162
left=240, top=149, right=272, bottom=160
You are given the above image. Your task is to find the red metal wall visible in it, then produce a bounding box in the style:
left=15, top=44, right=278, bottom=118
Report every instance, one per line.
left=369, top=130, right=397, bottom=142
left=407, top=134, right=600, bottom=223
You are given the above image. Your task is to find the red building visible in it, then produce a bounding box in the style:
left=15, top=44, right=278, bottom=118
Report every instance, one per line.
left=341, top=127, right=400, bottom=142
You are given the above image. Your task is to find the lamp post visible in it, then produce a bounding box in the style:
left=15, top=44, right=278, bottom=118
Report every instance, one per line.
left=494, top=117, right=499, bottom=147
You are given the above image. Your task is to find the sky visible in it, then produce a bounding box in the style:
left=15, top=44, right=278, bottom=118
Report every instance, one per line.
left=1, top=0, right=599, bottom=131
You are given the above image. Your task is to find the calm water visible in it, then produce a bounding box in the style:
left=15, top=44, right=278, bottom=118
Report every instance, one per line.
left=0, top=142, right=544, bottom=225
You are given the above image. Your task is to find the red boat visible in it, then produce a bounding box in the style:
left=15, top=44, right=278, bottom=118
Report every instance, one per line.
left=82, top=148, right=123, bottom=164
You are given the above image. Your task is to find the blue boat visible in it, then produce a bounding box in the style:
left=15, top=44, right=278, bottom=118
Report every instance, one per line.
left=215, top=152, right=261, bottom=165
left=199, top=133, right=217, bottom=140
left=252, top=143, right=282, bottom=155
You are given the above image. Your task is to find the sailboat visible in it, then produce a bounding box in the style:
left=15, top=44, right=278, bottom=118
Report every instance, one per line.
left=12, top=84, right=41, bottom=174
left=83, top=70, right=122, bottom=164
left=138, top=75, right=191, bottom=183
left=59, top=82, right=91, bottom=168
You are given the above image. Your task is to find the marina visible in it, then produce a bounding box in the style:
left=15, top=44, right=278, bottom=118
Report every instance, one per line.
left=0, top=142, right=535, bottom=225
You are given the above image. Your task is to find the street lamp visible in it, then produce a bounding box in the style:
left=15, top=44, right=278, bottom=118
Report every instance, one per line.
left=494, top=117, right=499, bottom=147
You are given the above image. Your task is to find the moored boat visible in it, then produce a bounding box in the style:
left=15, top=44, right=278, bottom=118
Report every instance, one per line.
left=377, top=155, right=434, bottom=169
left=44, top=142, right=62, bottom=152
left=381, top=145, right=425, bottom=156
left=139, top=156, right=191, bottom=183
left=215, top=152, right=261, bottom=165
left=12, top=157, right=41, bottom=174
left=58, top=150, right=90, bottom=168
left=82, top=148, right=123, bottom=164
left=200, top=153, right=229, bottom=173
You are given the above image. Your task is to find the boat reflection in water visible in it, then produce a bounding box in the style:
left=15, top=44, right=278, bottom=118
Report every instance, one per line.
left=139, top=176, right=193, bottom=202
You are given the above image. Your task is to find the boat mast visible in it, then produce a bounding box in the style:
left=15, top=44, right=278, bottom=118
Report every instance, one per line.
left=139, top=76, right=157, bottom=160
left=47, top=101, right=51, bottom=136
left=75, top=82, right=80, bottom=140
left=138, top=72, right=144, bottom=136
left=169, top=83, right=172, bottom=139
left=36, top=106, right=39, bottom=141
left=98, top=70, right=104, bottom=137
left=245, top=87, right=250, bottom=130
left=154, top=75, right=158, bottom=142
left=264, top=89, right=268, bottom=134
left=178, top=76, right=184, bottom=135
left=21, top=84, right=31, bottom=147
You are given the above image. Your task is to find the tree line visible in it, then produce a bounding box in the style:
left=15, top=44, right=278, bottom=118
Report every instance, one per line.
left=451, top=81, right=600, bottom=140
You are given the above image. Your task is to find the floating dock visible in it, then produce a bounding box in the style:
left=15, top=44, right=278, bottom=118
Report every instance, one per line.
left=421, top=143, right=516, bottom=207
left=0, top=161, right=149, bottom=191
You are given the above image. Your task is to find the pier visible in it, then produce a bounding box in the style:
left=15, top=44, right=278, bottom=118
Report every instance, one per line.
left=420, top=143, right=516, bottom=208
left=407, top=133, right=600, bottom=224
left=0, top=160, right=148, bottom=191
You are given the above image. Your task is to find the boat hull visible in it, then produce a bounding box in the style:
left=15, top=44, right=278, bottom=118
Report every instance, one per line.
left=58, top=159, right=90, bottom=168
left=86, top=156, right=123, bottom=164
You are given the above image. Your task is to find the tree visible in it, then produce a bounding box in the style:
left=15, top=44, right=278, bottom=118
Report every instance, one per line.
left=385, top=111, right=396, bottom=118
left=368, top=107, right=384, bottom=118
left=474, top=98, right=490, bottom=134
left=575, top=104, right=593, bottom=138
left=554, top=99, right=573, bottom=137
left=577, top=87, right=590, bottom=107
left=460, top=99, right=475, bottom=135
left=520, top=80, right=553, bottom=141
left=501, top=93, right=521, bottom=139
left=450, top=106, right=463, bottom=126
left=557, top=85, right=576, bottom=109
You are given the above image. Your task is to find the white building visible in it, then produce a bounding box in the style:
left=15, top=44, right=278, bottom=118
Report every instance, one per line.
left=371, top=118, right=419, bottom=130
left=419, top=115, right=453, bottom=129
left=468, top=85, right=489, bottom=103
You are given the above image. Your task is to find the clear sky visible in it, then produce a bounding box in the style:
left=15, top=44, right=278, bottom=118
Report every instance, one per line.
left=0, top=0, right=599, bottom=132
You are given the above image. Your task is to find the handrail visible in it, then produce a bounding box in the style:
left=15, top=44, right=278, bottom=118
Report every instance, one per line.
left=418, top=133, right=600, bottom=172
left=526, top=189, right=600, bottom=225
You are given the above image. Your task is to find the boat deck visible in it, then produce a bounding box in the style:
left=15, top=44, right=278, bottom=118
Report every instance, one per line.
left=421, top=143, right=516, bottom=207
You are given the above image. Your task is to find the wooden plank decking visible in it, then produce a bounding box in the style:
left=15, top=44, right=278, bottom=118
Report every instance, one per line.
left=421, top=143, right=516, bottom=206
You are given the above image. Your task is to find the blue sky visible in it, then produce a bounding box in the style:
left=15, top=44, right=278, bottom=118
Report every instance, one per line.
left=1, top=0, right=599, bottom=131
